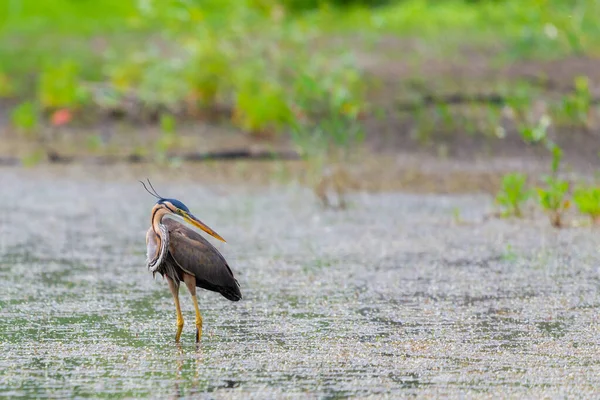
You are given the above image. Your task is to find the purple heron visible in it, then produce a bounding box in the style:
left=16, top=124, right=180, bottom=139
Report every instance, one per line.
left=141, top=180, right=241, bottom=343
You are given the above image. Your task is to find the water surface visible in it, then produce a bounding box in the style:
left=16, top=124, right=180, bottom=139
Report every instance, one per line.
left=1, top=168, right=600, bottom=398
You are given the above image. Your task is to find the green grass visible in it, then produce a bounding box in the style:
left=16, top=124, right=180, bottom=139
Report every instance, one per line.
left=305, top=0, right=600, bottom=57
left=0, top=0, right=137, bottom=33
left=0, top=1, right=145, bottom=85
left=3, top=0, right=598, bottom=80
left=573, top=184, right=600, bottom=223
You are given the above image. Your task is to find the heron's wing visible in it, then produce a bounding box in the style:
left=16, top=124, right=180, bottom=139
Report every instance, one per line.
left=164, top=218, right=241, bottom=301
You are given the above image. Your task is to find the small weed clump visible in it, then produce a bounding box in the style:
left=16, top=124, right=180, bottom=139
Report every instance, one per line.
left=536, top=177, right=571, bottom=228
left=495, top=145, right=585, bottom=228
left=535, top=146, right=571, bottom=228
left=11, top=101, right=40, bottom=138
left=573, top=185, right=600, bottom=224
left=495, top=172, right=532, bottom=218
left=556, top=76, right=593, bottom=129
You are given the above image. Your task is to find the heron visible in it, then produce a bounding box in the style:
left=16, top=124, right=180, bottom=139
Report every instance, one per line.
left=141, top=180, right=241, bottom=343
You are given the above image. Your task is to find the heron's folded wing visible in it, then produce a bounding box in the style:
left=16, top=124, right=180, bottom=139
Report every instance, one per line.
left=165, top=219, right=241, bottom=300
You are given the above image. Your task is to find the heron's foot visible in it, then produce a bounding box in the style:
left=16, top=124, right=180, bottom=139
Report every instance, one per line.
left=195, top=320, right=203, bottom=343
left=175, top=319, right=184, bottom=343
left=189, top=294, right=203, bottom=343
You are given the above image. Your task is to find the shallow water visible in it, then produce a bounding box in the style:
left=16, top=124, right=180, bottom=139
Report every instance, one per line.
left=1, top=167, right=600, bottom=398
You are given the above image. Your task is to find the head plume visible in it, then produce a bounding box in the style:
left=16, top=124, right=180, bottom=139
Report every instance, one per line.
left=140, top=178, right=163, bottom=200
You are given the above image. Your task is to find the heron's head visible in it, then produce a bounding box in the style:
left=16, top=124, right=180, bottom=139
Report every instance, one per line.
left=156, top=198, right=226, bottom=242
left=141, top=179, right=226, bottom=243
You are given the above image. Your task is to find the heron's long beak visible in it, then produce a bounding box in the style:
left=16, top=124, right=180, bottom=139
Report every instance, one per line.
left=183, top=212, right=226, bottom=243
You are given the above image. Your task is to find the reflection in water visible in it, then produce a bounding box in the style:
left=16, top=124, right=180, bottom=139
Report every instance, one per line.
left=171, top=343, right=185, bottom=400
left=191, top=344, right=203, bottom=397
left=171, top=343, right=204, bottom=399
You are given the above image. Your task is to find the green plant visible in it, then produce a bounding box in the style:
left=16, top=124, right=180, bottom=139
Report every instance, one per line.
left=289, top=57, right=365, bottom=158
left=573, top=185, right=600, bottom=224
left=155, top=113, right=178, bottom=161
left=160, top=113, right=176, bottom=134
left=21, top=148, right=45, bottom=167
left=38, top=59, right=87, bottom=110
left=485, top=105, right=504, bottom=138
left=105, top=56, right=148, bottom=92
left=519, top=114, right=551, bottom=145
left=501, top=244, right=518, bottom=262
left=85, top=134, right=104, bottom=152
left=495, top=172, right=532, bottom=218
left=537, top=177, right=570, bottom=228
left=0, top=69, right=14, bottom=97
left=182, top=32, right=232, bottom=110
left=559, top=76, right=592, bottom=128
left=536, top=144, right=570, bottom=228
left=5, top=0, right=600, bottom=166
left=233, top=79, right=292, bottom=137
left=452, top=207, right=462, bottom=223
left=549, top=144, right=562, bottom=176
left=138, top=59, right=189, bottom=113
left=503, top=85, right=555, bottom=146
left=11, top=101, right=39, bottom=137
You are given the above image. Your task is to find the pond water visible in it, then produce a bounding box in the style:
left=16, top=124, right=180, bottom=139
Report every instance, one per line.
left=1, top=167, right=600, bottom=398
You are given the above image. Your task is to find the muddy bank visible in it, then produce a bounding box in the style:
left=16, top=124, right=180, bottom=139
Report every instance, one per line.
left=0, top=138, right=594, bottom=197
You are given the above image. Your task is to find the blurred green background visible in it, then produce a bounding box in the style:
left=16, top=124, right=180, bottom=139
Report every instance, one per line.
left=0, top=0, right=598, bottom=174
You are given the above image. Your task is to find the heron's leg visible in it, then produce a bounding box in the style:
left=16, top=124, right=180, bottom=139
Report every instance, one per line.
left=167, top=277, right=184, bottom=342
left=183, top=273, right=202, bottom=343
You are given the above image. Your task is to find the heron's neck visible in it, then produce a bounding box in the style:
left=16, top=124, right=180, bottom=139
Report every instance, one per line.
left=148, top=204, right=170, bottom=269
left=151, top=205, right=169, bottom=237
